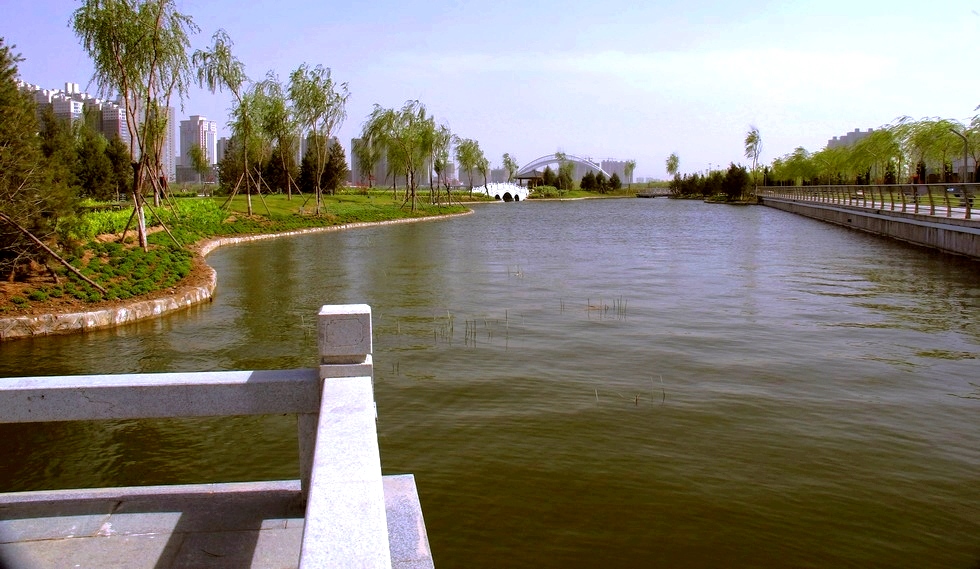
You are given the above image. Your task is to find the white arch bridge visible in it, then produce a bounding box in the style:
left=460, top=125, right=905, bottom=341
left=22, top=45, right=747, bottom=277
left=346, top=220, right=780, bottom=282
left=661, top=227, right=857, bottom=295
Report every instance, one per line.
left=515, top=154, right=611, bottom=178
left=472, top=183, right=529, bottom=202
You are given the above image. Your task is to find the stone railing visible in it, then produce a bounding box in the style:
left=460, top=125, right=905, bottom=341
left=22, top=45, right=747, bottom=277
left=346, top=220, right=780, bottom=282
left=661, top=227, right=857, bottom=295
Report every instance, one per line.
left=0, top=304, right=427, bottom=568
left=758, top=183, right=978, bottom=219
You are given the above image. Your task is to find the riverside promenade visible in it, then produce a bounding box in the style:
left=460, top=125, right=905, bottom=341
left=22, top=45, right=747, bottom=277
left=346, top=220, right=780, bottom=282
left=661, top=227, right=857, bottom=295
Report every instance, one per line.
left=0, top=305, right=433, bottom=568
left=757, top=184, right=980, bottom=259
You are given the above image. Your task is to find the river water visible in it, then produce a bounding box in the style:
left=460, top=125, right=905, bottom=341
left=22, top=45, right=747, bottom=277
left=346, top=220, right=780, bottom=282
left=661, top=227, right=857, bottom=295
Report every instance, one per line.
left=2, top=199, right=980, bottom=568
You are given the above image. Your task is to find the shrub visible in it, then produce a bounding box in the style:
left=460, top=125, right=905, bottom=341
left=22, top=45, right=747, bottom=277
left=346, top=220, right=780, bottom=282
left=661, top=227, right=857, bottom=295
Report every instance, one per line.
left=27, top=290, right=48, bottom=302
left=532, top=185, right=559, bottom=198
left=66, top=208, right=139, bottom=240
left=722, top=163, right=750, bottom=201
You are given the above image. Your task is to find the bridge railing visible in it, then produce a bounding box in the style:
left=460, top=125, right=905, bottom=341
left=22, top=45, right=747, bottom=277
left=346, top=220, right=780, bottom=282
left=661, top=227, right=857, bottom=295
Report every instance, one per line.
left=0, top=304, right=401, bottom=568
left=758, top=183, right=977, bottom=219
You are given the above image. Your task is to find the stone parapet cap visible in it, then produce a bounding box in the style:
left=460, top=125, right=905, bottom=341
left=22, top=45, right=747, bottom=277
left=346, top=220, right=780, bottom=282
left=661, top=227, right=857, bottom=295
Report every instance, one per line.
left=318, top=304, right=372, bottom=364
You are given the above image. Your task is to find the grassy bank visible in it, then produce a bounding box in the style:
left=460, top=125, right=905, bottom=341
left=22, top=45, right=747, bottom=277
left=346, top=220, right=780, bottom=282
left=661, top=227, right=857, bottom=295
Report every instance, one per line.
left=528, top=186, right=638, bottom=199
left=1, top=190, right=468, bottom=316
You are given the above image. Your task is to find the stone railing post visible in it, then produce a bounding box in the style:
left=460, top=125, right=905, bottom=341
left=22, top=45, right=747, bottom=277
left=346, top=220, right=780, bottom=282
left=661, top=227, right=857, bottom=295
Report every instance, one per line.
left=298, top=304, right=374, bottom=498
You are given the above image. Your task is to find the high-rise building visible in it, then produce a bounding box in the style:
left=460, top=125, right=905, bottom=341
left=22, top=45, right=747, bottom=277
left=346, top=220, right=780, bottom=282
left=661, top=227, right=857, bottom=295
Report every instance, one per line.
left=827, top=128, right=874, bottom=149
left=22, top=81, right=130, bottom=148
left=159, top=106, right=177, bottom=183
left=15, top=80, right=175, bottom=174
left=51, top=97, right=84, bottom=123
left=179, top=115, right=218, bottom=166
left=600, top=159, right=628, bottom=182
left=99, top=100, right=131, bottom=151
left=216, top=137, right=228, bottom=161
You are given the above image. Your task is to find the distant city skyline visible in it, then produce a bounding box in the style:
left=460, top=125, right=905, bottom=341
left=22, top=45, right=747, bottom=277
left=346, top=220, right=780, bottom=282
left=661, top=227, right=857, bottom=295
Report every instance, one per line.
left=5, top=0, right=980, bottom=180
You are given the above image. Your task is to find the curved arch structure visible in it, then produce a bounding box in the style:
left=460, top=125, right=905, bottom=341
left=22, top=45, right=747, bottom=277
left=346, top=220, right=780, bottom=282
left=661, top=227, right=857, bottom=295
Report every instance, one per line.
left=472, top=183, right=529, bottom=202
left=515, top=154, right=610, bottom=178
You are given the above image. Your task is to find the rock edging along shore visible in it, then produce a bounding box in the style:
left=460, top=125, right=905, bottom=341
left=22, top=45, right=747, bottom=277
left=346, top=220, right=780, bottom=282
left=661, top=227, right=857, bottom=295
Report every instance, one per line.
left=0, top=211, right=472, bottom=341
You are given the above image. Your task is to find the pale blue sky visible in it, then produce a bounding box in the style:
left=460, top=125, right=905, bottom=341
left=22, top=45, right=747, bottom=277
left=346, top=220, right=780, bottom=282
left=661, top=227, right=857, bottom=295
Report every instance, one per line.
left=4, top=0, right=980, bottom=178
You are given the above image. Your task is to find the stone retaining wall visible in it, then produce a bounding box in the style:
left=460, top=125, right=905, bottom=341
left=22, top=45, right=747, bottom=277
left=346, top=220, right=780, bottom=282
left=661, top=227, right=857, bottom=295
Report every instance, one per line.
left=0, top=211, right=471, bottom=341
left=0, top=270, right=216, bottom=341
left=760, top=198, right=980, bottom=259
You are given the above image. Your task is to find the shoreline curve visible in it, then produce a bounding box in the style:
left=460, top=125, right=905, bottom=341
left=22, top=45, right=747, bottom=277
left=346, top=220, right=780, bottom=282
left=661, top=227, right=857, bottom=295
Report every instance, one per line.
left=0, top=210, right=472, bottom=341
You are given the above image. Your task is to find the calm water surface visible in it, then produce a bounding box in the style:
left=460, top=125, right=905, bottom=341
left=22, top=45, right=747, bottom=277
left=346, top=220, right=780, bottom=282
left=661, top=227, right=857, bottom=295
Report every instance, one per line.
left=2, top=199, right=980, bottom=568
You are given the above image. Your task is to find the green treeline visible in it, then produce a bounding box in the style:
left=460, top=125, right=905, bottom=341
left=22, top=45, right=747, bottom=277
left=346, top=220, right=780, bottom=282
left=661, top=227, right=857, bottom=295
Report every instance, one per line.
left=765, top=117, right=979, bottom=186
left=668, top=164, right=751, bottom=201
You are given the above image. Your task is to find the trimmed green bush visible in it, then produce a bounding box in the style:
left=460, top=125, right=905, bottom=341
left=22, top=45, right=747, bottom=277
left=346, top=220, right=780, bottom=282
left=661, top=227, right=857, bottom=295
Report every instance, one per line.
left=531, top=185, right=559, bottom=198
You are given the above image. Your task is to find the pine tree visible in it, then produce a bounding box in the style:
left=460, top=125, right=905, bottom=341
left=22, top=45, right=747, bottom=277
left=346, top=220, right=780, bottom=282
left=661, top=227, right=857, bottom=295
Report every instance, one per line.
left=105, top=135, right=132, bottom=201
left=0, top=38, right=75, bottom=278
left=321, top=138, right=349, bottom=195
left=298, top=146, right=317, bottom=195
left=581, top=170, right=596, bottom=191
left=75, top=125, right=115, bottom=200
left=609, top=172, right=622, bottom=190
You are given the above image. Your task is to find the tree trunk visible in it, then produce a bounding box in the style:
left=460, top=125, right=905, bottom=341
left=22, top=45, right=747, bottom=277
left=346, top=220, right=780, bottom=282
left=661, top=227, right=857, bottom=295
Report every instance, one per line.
left=132, top=162, right=149, bottom=251
left=0, top=213, right=108, bottom=295
left=283, top=153, right=293, bottom=200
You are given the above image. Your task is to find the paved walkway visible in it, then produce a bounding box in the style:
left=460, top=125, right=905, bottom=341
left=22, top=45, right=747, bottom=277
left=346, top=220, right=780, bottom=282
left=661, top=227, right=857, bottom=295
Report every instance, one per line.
left=0, top=476, right=432, bottom=569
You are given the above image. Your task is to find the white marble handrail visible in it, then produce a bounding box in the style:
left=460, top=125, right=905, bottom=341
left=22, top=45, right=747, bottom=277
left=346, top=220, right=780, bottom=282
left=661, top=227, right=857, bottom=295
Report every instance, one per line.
left=0, top=304, right=400, bottom=569
left=0, top=368, right=320, bottom=422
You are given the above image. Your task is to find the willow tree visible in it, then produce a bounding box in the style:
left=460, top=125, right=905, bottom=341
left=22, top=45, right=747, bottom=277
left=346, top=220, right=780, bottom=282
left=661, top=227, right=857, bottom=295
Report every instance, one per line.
left=624, top=160, right=636, bottom=189
left=894, top=116, right=961, bottom=183
left=353, top=135, right=382, bottom=188
left=965, top=114, right=980, bottom=181
left=927, top=119, right=964, bottom=183
left=666, top=153, right=679, bottom=178
left=477, top=155, right=490, bottom=189
left=811, top=145, right=851, bottom=184
left=777, top=146, right=817, bottom=185
left=229, top=85, right=275, bottom=215
left=187, top=143, right=209, bottom=183
left=851, top=127, right=902, bottom=183
left=554, top=151, right=574, bottom=196
left=431, top=124, right=453, bottom=203
left=257, top=72, right=298, bottom=198
left=744, top=126, right=762, bottom=192
left=502, top=153, right=518, bottom=183
left=289, top=64, right=349, bottom=214
left=73, top=0, right=198, bottom=250
left=362, top=101, right=436, bottom=211
left=192, top=29, right=253, bottom=212
left=455, top=137, right=481, bottom=195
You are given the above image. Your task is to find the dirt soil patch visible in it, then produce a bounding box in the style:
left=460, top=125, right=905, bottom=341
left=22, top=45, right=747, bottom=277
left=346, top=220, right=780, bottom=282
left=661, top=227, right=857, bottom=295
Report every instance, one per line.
left=0, top=254, right=212, bottom=319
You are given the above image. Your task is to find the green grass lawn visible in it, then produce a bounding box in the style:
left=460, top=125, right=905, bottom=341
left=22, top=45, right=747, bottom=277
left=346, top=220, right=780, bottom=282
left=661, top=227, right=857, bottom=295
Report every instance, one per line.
left=1, top=191, right=469, bottom=314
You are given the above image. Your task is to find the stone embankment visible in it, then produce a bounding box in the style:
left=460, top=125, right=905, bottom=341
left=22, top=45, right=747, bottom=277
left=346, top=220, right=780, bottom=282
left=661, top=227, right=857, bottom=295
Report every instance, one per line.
left=0, top=212, right=471, bottom=341
left=758, top=198, right=980, bottom=259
